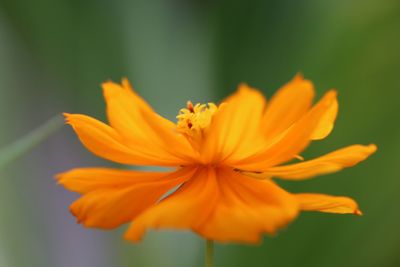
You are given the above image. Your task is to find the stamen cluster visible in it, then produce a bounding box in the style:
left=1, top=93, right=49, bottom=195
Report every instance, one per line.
left=176, top=101, right=217, bottom=138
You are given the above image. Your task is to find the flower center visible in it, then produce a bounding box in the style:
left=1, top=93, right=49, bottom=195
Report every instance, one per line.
left=176, top=101, right=217, bottom=140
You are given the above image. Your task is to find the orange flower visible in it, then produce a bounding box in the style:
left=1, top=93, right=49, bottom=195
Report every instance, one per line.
left=57, top=75, right=376, bottom=243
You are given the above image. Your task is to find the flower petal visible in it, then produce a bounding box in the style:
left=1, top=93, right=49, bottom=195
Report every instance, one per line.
left=262, top=74, right=315, bottom=140
left=196, top=168, right=299, bottom=243
left=243, top=144, right=377, bottom=180
left=232, top=90, right=338, bottom=171
left=201, top=84, right=267, bottom=163
left=295, top=193, right=362, bottom=215
left=103, top=80, right=196, bottom=162
left=310, top=90, right=338, bottom=140
left=64, top=113, right=189, bottom=166
left=58, top=167, right=197, bottom=229
left=124, top=167, right=219, bottom=242
left=57, top=167, right=170, bottom=194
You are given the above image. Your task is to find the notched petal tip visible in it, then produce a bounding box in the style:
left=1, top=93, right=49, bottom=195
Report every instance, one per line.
left=54, top=170, right=79, bottom=190
left=354, top=209, right=363, bottom=216
left=101, top=79, right=118, bottom=86
left=290, top=73, right=314, bottom=91
left=123, top=229, right=143, bottom=243
left=69, top=204, right=81, bottom=222
left=101, top=78, right=135, bottom=98
left=69, top=204, right=94, bottom=228
left=236, top=82, right=263, bottom=96
left=236, top=83, right=249, bottom=95
left=237, top=82, right=250, bottom=89
left=324, top=89, right=338, bottom=102
left=367, top=144, right=378, bottom=153
left=101, top=78, right=135, bottom=95
left=121, top=78, right=136, bottom=93
left=121, top=77, right=130, bottom=85
left=54, top=172, right=65, bottom=182
left=102, top=80, right=124, bottom=97
left=63, top=113, right=88, bottom=124
left=62, top=113, right=89, bottom=129
left=293, top=72, right=304, bottom=80
left=62, top=113, right=72, bottom=124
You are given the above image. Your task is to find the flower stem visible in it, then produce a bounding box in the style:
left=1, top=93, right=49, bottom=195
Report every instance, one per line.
left=0, top=114, right=63, bottom=169
left=205, top=239, right=214, bottom=267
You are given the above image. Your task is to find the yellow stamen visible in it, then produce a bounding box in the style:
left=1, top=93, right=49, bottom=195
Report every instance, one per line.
left=176, top=101, right=217, bottom=141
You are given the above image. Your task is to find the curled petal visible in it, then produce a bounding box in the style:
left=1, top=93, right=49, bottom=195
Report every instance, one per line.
left=64, top=113, right=189, bottom=166
left=232, top=90, right=338, bottom=170
left=58, top=167, right=197, bottom=229
left=295, top=193, right=362, bottom=215
left=310, top=91, right=338, bottom=140
left=243, top=144, right=377, bottom=180
left=261, top=74, right=337, bottom=141
left=262, top=74, right=315, bottom=140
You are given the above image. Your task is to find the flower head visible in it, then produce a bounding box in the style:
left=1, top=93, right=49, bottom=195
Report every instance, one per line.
left=57, top=75, right=376, bottom=243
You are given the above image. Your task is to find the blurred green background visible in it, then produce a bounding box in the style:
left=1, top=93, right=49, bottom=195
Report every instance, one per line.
left=0, top=0, right=399, bottom=266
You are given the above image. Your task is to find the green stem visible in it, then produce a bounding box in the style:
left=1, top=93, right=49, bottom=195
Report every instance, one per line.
left=0, top=114, right=63, bottom=169
left=205, top=239, right=214, bottom=267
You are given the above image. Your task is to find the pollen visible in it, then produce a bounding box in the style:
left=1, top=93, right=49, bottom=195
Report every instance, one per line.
left=176, top=101, right=217, bottom=137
